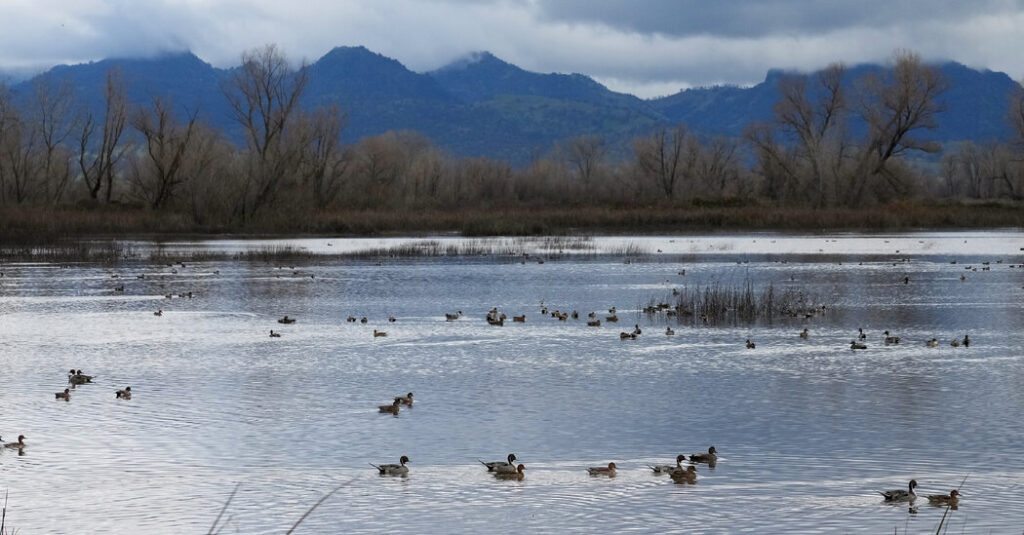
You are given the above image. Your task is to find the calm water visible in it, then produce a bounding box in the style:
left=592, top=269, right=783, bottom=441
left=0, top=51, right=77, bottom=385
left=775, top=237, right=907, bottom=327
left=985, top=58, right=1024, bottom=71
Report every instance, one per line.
left=2, top=232, right=1024, bottom=534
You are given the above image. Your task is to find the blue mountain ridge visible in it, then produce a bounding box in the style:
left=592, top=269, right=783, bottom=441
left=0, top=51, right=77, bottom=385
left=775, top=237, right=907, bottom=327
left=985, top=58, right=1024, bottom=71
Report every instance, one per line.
left=9, top=47, right=1021, bottom=164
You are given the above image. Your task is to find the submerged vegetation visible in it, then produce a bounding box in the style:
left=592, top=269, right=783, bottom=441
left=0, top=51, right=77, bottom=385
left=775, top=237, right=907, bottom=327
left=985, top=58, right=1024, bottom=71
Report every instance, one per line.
left=1, top=46, right=1023, bottom=242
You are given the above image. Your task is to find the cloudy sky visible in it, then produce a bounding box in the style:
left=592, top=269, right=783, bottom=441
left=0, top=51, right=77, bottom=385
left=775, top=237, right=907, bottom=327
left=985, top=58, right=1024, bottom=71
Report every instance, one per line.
left=1, top=0, right=1022, bottom=97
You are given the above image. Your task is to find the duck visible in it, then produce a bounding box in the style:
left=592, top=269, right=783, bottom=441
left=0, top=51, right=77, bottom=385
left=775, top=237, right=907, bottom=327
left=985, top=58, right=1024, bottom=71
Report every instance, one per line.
left=68, top=369, right=93, bottom=384
left=619, top=332, right=637, bottom=340
left=379, top=398, right=401, bottom=414
left=370, top=455, right=409, bottom=476
left=346, top=316, right=356, bottom=322
left=360, top=317, right=368, bottom=324
left=883, top=330, right=900, bottom=345
left=665, top=327, right=675, bottom=335
left=388, top=316, right=397, bottom=322
left=479, top=453, right=517, bottom=472
left=745, top=339, right=755, bottom=349
left=962, top=334, right=970, bottom=347
left=2, top=435, right=26, bottom=449
left=668, top=465, right=699, bottom=484
left=648, top=455, right=687, bottom=473
left=399, top=392, right=414, bottom=406
left=606, top=315, right=619, bottom=323
left=850, top=340, right=867, bottom=350
left=689, top=446, right=718, bottom=464
left=269, top=330, right=281, bottom=337
left=950, top=338, right=960, bottom=347
left=373, top=329, right=387, bottom=338
left=632, top=324, right=642, bottom=335
left=493, top=464, right=526, bottom=480
left=879, top=479, right=917, bottom=501
left=154, top=309, right=163, bottom=316
left=278, top=316, right=296, bottom=324
left=587, top=462, right=617, bottom=476
left=587, top=320, right=601, bottom=327
left=858, top=328, right=867, bottom=340
left=926, top=489, right=960, bottom=507
left=115, top=386, right=132, bottom=399
left=925, top=338, right=938, bottom=347
left=512, top=315, right=526, bottom=323
left=799, top=328, right=809, bottom=339
left=55, top=388, right=71, bottom=400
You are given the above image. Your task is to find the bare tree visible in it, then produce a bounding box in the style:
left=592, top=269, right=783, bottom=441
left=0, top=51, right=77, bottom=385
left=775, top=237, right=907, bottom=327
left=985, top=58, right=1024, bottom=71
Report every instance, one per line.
left=633, top=125, right=696, bottom=200
left=296, top=105, right=348, bottom=210
left=224, top=44, right=308, bottom=218
left=851, top=50, right=947, bottom=204
left=564, top=134, right=606, bottom=186
left=129, top=97, right=204, bottom=209
left=78, top=69, right=128, bottom=202
left=29, top=75, right=77, bottom=204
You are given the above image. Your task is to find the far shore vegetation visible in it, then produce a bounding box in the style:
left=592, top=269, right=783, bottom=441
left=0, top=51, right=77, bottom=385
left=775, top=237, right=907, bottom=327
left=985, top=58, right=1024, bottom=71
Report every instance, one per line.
left=1, top=46, right=1023, bottom=247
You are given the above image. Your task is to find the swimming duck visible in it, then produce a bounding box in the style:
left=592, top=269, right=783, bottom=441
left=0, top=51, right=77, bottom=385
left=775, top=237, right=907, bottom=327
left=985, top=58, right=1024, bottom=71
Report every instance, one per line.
left=480, top=453, right=517, bottom=472
left=587, top=320, right=601, bottom=327
left=883, top=331, right=900, bottom=345
left=373, top=329, right=387, bottom=338
left=278, top=316, right=296, bottom=324
left=269, top=330, right=281, bottom=337
left=668, top=465, right=699, bottom=484
left=379, top=398, right=401, bottom=414
left=360, top=317, right=368, bottom=323
left=633, top=324, right=642, bottom=335
left=399, top=392, right=414, bottom=406
left=3, top=435, right=26, bottom=449
left=926, top=489, right=959, bottom=507
left=512, top=315, right=526, bottom=322
left=55, top=388, right=71, bottom=400
left=850, top=340, right=867, bottom=350
left=879, top=479, right=917, bottom=502
left=648, top=455, right=687, bottom=473
left=587, top=462, right=617, bottom=476
left=962, top=334, right=970, bottom=347
left=925, top=338, right=938, bottom=347
left=445, top=311, right=463, bottom=321
left=799, top=328, right=809, bottom=339
left=388, top=316, right=397, bottom=323
left=745, top=339, right=755, bottom=349
left=858, top=328, right=867, bottom=340
left=620, top=332, right=637, bottom=340
left=950, top=338, right=960, bottom=347
left=154, top=309, right=163, bottom=316
left=493, top=464, right=526, bottom=480
left=116, top=386, right=132, bottom=399
left=370, top=455, right=409, bottom=476
left=346, top=316, right=356, bottom=322
left=665, top=327, right=675, bottom=335
left=689, top=446, right=718, bottom=464
left=68, top=370, right=93, bottom=384
left=606, top=315, right=619, bottom=323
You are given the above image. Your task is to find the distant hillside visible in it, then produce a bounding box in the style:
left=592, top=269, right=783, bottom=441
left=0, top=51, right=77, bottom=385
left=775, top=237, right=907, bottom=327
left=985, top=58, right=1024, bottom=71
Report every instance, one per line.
left=9, top=48, right=1022, bottom=163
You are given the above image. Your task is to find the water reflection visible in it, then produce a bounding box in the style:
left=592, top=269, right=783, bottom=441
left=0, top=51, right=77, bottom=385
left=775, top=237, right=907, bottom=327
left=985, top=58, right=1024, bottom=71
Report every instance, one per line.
left=1, top=232, right=1023, bottom=533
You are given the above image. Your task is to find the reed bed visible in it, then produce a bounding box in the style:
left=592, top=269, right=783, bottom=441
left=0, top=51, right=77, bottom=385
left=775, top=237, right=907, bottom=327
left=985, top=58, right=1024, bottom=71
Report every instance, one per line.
left=643, top=281, right=826, bottom=326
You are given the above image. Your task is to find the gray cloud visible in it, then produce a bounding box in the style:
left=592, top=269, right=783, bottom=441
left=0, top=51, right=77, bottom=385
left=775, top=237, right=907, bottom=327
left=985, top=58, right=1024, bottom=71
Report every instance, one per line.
left=1, top=0, right=1022, bottom=98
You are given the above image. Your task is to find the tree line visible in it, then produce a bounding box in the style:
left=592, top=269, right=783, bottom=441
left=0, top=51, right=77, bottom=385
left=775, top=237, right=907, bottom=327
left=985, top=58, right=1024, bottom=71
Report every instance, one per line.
left=1, top=46, right=1022, bottom=230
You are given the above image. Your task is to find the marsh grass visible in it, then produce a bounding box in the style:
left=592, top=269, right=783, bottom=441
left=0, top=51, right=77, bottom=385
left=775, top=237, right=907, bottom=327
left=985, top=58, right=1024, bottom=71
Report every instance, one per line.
left=206, top=481, right=351, bottom=535
left=642, top=281, right=825, bottom=326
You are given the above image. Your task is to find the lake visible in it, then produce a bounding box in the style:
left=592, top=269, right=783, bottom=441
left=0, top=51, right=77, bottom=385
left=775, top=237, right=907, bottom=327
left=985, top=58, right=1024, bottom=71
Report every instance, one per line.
left=2, top=231, right=1023, bottom=533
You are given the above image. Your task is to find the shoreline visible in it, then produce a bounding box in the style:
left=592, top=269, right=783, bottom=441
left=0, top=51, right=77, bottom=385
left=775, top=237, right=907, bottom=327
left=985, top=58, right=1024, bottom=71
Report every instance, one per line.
left=2, top=201, right=1023, bottom=246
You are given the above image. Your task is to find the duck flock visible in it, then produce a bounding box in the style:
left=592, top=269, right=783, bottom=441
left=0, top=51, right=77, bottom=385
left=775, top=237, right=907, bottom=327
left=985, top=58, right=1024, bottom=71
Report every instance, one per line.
left=3, top=244, right=1008, bottom=529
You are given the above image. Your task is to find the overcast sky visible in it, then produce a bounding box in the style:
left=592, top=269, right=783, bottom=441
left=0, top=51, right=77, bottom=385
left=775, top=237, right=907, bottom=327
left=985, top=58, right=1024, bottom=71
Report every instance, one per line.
left=2, top=0, right=1022, bottom=98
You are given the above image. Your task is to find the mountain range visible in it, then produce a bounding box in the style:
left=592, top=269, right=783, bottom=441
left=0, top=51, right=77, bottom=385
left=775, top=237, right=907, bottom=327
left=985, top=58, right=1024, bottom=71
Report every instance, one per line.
left=4, top=46, right=1021, bottom=163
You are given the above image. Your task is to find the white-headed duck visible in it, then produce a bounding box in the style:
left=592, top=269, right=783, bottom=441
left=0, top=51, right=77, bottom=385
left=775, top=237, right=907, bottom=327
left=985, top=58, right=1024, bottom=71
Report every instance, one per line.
left=879, top=479, right=917, bottom=502
left=370, top=455, right=409, bottom=476
left=480, top=453, right=517, bottom=472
